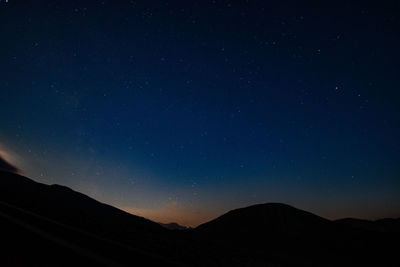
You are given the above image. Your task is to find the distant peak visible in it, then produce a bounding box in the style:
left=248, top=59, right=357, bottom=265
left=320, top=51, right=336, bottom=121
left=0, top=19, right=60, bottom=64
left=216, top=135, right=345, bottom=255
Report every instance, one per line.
left=159, top=222, right=190, bottom=230
left=196, top=202, right=330, bottom=233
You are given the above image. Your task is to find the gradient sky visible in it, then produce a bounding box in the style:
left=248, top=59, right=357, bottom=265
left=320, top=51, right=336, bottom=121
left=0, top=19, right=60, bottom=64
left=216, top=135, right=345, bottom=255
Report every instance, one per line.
left=1, top=2, right=399, bottom=227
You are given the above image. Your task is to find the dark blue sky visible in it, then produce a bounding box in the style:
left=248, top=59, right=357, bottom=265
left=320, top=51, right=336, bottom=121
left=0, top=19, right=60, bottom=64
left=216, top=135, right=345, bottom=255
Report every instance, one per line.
left=1, top=2, right=399, bottom=226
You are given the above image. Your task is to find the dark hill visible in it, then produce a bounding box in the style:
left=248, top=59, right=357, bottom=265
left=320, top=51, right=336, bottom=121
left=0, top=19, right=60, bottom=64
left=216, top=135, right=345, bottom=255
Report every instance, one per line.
left=336, top=217, right=400, bottom=233
left=0, top=171, right=181, bottom=266
left=194, top=203, right=398, bottom=266
left=159, top=222, right=189, bottom=230
left=1, top=170, right=398, bottom=266
left=196, top=203, right=333, bottom=237
left=0, top=171, right=165, bottom=235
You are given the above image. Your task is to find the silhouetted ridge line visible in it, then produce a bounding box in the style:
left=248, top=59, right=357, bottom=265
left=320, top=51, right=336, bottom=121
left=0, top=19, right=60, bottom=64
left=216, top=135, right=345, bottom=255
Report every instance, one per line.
left=159, top=222, right=190, bottom=230
left=195, top=202, right=332, bottom=236
left=0, top=170, right=182, bottom=266
left=1, top=170, right=398, bottom=266
left=0, top=170, right=164, bottom=232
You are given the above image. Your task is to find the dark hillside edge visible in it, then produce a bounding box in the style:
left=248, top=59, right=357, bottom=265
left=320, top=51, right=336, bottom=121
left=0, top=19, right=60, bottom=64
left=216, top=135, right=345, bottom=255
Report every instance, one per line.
left=0, top=171, right=182, bottom=266
left=336, top=217, right=400, bottom=233
left=159, top=222, right=190, bottom=230
left=1, top=171, right=398, bottom=266
left=194, top=203, right=399, bottom=266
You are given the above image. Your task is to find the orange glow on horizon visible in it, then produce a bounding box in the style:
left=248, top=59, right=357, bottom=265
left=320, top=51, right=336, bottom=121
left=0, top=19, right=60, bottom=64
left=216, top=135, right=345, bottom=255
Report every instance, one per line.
left=120, top=204, right=218, bottom=228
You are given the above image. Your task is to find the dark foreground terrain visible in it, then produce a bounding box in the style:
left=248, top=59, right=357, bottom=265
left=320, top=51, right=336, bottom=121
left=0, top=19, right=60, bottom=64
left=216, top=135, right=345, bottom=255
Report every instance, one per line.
left=0, top=171, right=398, bottom=266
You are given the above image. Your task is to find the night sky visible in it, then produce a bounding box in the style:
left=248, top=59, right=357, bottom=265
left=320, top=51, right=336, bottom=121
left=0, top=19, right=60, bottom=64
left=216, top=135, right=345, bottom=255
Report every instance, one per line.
left=1, top=2, right=399, bottom=227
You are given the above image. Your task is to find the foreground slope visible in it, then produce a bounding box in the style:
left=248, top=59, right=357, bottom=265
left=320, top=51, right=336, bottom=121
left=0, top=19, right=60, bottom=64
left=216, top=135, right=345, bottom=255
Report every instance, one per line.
left=0, top=171, right=163, bottom=233
left=0, top=171, right=180, bottom=266
left=1, top=170, right=398, bottom=266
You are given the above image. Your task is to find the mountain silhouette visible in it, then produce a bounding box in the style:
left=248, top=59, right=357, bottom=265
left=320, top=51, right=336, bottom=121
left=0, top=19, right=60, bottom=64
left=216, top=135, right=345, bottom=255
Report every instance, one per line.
left=196, top=203, right=333, bottom=236
left=336, top=217, right=400, bottom=233
left=1, top=170, right=398, bottom=266
left=159, top=222, right=190, bottom=230
left=0, top=171, right=165, bottom=233
left=0, top=171, right=181, bottom=266
left=194, top=203, right=398, bottom=266
left=0, top=171, right=169, bottom=246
